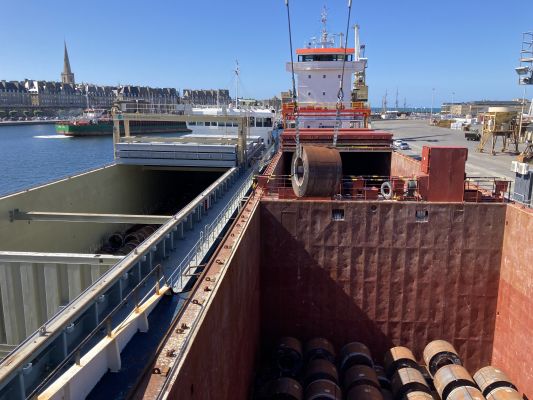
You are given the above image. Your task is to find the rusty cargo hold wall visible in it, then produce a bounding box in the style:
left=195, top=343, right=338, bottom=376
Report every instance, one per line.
left=492, top=204, right=533, bottom=395
left=163, top=205, right=262, bottom=400
left=259, top=201, right=506, bottom=372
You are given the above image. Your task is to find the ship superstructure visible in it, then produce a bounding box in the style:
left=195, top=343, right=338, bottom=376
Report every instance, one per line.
left=283, top=8, right=370, bottom=130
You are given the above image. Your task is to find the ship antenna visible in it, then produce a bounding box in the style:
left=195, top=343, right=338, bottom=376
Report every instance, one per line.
left=234, top=60, right=240, bottom=108
left=285, top=0, right=301, bottom=156
left=333, top=0, right=353, bottom=147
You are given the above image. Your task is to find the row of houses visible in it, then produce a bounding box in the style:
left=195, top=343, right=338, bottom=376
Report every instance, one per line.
left=0, top=80, right=188, bottom=109
left=181, top=89, right=232, bottom=105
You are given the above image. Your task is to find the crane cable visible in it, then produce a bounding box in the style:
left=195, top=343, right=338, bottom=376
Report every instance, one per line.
left=285, top=0, right=301, bottom=157
left=333, top=0, right=353, bottom=147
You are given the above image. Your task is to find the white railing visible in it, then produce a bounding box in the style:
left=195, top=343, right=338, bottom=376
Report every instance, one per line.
left=169, top=171, right=254, bottom=291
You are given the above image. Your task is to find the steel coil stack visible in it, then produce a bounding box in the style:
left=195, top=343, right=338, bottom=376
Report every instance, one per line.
left=99, top=224, right=158, bottom=255
left=254, top=338, right=523, bottom=400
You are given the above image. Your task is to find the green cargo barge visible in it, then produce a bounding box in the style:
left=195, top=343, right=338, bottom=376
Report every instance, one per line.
left=55, top=119, right=189, bottom=137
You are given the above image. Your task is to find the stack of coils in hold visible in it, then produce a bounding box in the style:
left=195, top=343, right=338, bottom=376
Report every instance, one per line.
left=259, top=339, right=394, bottom=400
left=260, top=337, right=340, bottom=400
left=259, top=338, right=523, bottom=400
left=99, top=225, right=157, bottom=255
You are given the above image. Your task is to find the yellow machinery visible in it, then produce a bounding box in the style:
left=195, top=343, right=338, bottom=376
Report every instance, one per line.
left=478, top=107, right=519, bottom=155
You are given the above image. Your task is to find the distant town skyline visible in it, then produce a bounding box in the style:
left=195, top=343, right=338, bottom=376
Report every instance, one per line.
left=0, top=0, right=530, bottom=107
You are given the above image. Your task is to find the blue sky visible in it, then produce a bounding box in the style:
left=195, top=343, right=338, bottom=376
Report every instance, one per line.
left=0, top=0, right=530, bottom=107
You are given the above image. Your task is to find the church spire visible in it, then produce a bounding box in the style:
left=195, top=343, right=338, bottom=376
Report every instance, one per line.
left=61, top=41, right=75, bottom=85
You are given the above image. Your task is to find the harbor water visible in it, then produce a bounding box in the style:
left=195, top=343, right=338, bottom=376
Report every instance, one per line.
left=0, top=124, right=113, bottom=196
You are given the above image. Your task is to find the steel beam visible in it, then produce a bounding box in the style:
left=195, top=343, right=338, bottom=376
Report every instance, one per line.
left=0, top=252, right=124, bottom=266
left=9, top=210, right=171, bottom=225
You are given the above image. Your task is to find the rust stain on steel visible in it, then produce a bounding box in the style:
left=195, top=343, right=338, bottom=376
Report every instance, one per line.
left=138, top=185, right=263, bottom=400
left=259, top=201, right=506, bottom=373
left=492, top=204, right=533, bottom=399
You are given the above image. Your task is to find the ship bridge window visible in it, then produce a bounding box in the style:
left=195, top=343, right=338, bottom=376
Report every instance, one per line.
left=256, top=118, right=264, bottom=128
left=249, top=117, right=255, bottom=127
left=298, top=54, right=353, bottom=62
left=197, top=121, right=205, bottom=126
left=205, top=121, right=212, bottom=127
left=264, top=118, right=272, bottom=127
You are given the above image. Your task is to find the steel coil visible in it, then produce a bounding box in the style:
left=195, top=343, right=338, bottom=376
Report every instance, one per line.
left=304, top=359, right=339, bottom=388
left=433, top=365, right=476, bottom=400
left=446, top=386, right=485, bottom=400
left=275, top=337, right=303, bottom=376
left=486, top=387, right=523, bottom=400
left=339, top=342, right=374, bottom=372
left=304, top=338, right=336, bottom=363
left=347, top=384, right=384, bottom=400
left=374, top=365, right=391, bottom=390
left=391, top=367, right=431, bottom=399
left=291, top=145, right=342, bottom=197
left=473, top=366, right=516, bottom=396
left=423, top=340, right=462, bottom=376
left=404, top=391, right=435, bottom=400
left=305, top=379, right=342, bottom=400
left=383, top=346, right=419, bottom=378
left=343, top=365, right=380, bottom=391
left=266, top=377, right=303, bottom=400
